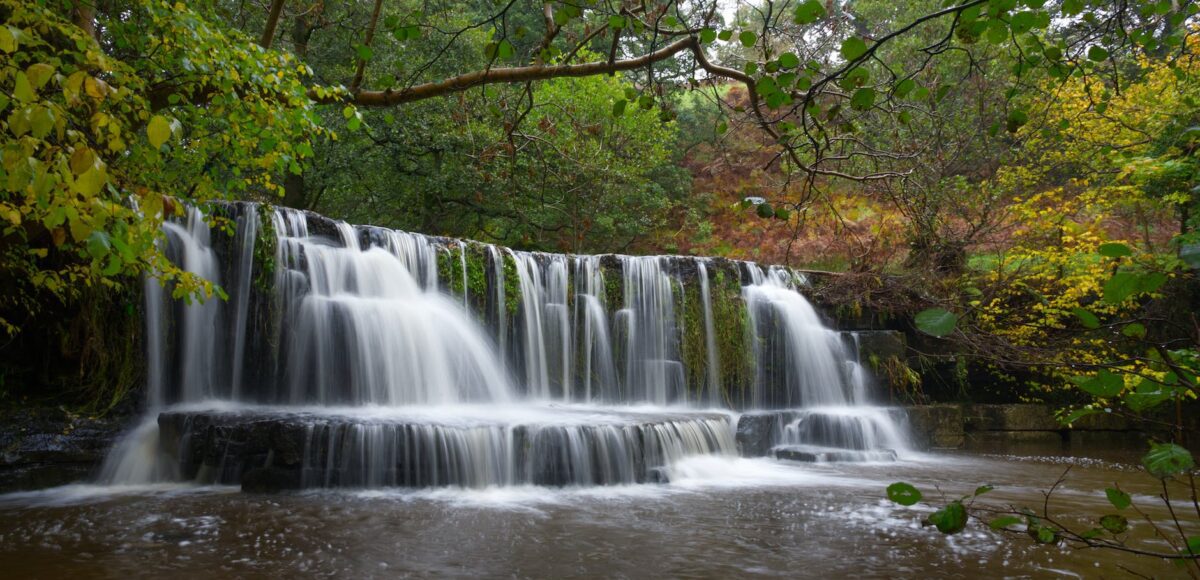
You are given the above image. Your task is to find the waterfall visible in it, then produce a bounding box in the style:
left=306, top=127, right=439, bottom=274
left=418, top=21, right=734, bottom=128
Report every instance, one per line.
left=619, top=256, right=685, bottom=405
left=228, top=209, right=258, bottom=399
left=101, top=202, right=909, bottom=489
left=280, top=226, right=514, bottom=405
left=698, top=260, right=722, bottom=406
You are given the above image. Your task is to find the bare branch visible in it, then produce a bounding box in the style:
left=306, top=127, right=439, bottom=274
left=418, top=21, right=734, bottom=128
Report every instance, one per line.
left=351, top=0, right=385, bottom=93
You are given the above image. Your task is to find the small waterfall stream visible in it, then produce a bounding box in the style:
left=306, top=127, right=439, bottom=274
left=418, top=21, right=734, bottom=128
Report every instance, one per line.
left=102, top=203, right=908, bottom=488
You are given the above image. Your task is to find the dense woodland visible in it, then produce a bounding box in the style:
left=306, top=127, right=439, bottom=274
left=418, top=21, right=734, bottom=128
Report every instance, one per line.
left=0, top=1, right=1196, bottom=432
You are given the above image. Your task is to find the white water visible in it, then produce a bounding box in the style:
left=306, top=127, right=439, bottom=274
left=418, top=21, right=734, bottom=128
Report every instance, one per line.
left=698, top=259, right=722, bottom=406
left=101, top=203, right=909, bottom=489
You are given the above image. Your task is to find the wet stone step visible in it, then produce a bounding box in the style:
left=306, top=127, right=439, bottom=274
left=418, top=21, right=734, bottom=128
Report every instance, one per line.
left=773, top=445, right=898, bottom=463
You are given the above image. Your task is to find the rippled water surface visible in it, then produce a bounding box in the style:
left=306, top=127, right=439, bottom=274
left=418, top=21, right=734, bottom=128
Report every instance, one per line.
left=2, top=451, right=1195, bottom=578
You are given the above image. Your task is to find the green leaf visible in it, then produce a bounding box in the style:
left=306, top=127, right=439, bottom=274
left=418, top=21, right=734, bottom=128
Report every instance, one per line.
left=928, top=501, right=968, bottom=534
left=1006, top=109, right=1029, bottom=132
left=1088, top=45, right=1110, bottom=61
left=850, top=88, right=876, bottom=111
left=699, top=28, right=717, bottom=43
left=1102, top=272, right=1138, bottom=304
left=1071, top=307, right=1099, bottom=329
left=355, top=44, right=373, bottom=61
left=718, top=30, right=733, bottom=41
left=1121, top=323, right=1146, bottom=339
left=989, top=516, right=1021, bottom=530
left=1137, top=272, right=1167, bottom=294
left=1143, top=442, right=1195, bottom=479
left=1075, top=370, right=1124, bottom=398
left=893, top=78, right=916, bottom=99
left=1105, top=487, right=1131, bottom=510
left=840, top=37, right=869, bottom=61
left=1062, top=0, right=1084, bottom=15
left=497, top=39, right=514, bottom=59
left=147, top=115, right=172, bottom=149
left=1099, top=514, right=1128, bottom=534
left=914, top=308, right=958, bottom=337
left=887, top=482, right=922, bottom=506
left=29, top=106, right=54, bottom=139
left=755, top=76, right=779, bottom=96
left=13, top=72, right=35, bottom=102
left=774, top=207, right=790, bottom=220
left=1188, top=536, right=1200, bottom=556
left=1125, top=379, right=1173, bottom=412
left=610, top=99, right=627, bottom=118
left=608, top=15, right=625, bottom=29
left=794, top=0, right=826, bottom=24
left=974, top=485, right=994, bottom=497
left=1031, top=525, right=1058, bottom=544
left=85, top=231, right=111, bottom=259
left=739, top=30, right=757, bottom=47
left=1010, top=10, right=1037, bottom=33
left=755, top=202, right=774, bottom=219
left=1098, top=242, right=1132, bottom=257
left=778, top=52, right=800, bottom=69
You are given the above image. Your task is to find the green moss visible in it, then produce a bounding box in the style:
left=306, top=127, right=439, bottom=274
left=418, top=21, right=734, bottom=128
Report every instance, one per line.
left=502, top=251, right=520, bottom=316
left=253, top=204, right=277, bottom=294
left=679, top=276, right=707, bottom=399
left=437, top=245, right=461, bottom=293
left=604, top=265, right=624, bottom=308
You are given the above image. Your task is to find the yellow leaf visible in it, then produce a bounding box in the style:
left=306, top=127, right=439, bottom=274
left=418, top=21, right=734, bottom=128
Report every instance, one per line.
left=25, top=63, right=54, bottom=90
left=147, top=115, right=171, bottom=148
left=0, top=27, right=15, bottom=53
left=73, top=161, right=107, bottom=197
left=69, top=147, right=94, bottom=175
left=84, top=77, right=108, bottom=99
left=68, top=218, right=92, bottom=243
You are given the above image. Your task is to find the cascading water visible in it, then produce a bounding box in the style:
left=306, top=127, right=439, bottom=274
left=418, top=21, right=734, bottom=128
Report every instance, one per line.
left=741, top=266, right=908, bottom=460
left=102, top=202, right=908, bottom=489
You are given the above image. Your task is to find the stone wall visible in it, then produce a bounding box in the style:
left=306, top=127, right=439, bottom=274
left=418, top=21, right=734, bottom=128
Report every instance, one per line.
left=905, top=404, right=1200, bottom=458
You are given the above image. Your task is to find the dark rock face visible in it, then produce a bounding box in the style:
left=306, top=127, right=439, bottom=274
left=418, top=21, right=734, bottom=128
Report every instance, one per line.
left=0, top=408, right=131, bottom=491
left=851, top=330, right=906, bottom=362
left=735, top=412, right=796, bottom=457
left=242, top=466, right=302, bottom=493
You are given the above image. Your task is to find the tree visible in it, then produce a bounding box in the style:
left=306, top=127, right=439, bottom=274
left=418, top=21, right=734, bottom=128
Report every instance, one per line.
left=0, top=1, right=325, bottom=336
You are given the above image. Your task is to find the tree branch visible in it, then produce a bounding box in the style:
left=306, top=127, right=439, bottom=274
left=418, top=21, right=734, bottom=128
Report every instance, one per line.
left=351, top=0, right=384, bottom=93
left=260, top=0, right=287, bottom=48
left=321, top=36, right=700, bottom=106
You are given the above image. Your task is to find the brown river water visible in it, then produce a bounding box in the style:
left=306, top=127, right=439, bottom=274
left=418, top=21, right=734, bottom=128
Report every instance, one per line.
left=1, top=450, right=1196, bottom=579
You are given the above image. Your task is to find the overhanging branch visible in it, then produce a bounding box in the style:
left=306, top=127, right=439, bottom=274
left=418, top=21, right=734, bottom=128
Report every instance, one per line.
left=318, top=36, right=699, bottom=106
